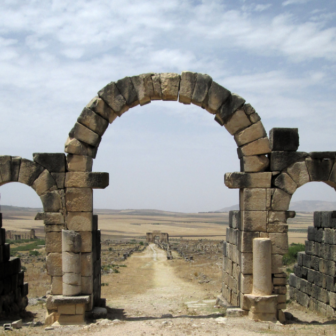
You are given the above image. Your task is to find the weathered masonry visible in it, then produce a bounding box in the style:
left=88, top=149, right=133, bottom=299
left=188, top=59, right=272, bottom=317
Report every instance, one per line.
left=146, top=231, right=169, bottom=244
left=0, top=71, right=335, bottom=324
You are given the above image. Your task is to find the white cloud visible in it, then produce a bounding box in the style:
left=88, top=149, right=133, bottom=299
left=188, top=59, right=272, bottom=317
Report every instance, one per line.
left=283, top=0, right=312, bottom=6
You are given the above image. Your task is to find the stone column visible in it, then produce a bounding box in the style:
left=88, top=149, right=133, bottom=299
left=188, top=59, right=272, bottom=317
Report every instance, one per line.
left=252, top=238, right=272, bottom=295
left=62, top=230, right=82, bottom=296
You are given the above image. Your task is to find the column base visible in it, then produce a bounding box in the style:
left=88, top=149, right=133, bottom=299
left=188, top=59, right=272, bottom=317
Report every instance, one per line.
left=245, top=294, right=278, bottom=322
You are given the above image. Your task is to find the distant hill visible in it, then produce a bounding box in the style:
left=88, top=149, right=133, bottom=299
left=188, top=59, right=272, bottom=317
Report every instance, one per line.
left=213, top=200, right=336, bottom=213
left=1, top=205, right=43, bottom=212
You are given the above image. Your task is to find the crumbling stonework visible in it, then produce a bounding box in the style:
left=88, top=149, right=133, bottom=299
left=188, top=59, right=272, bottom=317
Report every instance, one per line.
left=6, top=229, right=36, bottom=240
left=146, top=231, right=169, bottom=244
left=0, top=71, right=335, bottom=324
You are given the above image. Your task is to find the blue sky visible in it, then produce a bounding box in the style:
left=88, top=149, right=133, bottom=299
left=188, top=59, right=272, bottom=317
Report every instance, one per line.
left=0, top=0, right=336, bottom=212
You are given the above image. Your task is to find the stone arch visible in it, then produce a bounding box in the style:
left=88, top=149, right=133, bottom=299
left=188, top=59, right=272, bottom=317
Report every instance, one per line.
left=64, top=72, right=271, bottom=173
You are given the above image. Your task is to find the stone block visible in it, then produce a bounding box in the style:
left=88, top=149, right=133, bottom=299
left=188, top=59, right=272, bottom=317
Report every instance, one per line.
left=306, top=158, right=333, bottom=181
left=240, top=155, right=269, bottom=173
left=267, top=223, right=288, bottom=233
left=58, top=304, right=76, bottom=315
left=98, top=81, right=127, bottom=114
left=269, top=128, right=299, bottom=151
left=0, top=156, right=11, bottom=184
left=271, top=189, right=291, bottom=211
left=66, top=188, right=93, bottom=212
left=269, top=233, right=288, bottom=254
left=224, top=109, right=251, bottom=135
left=46, top=232, right=62, bottom=253
left=240, top=274, right=252, bottom=294
left=302, top=253, right=311, bottom=268
left=297, top=251, right=304, bottom=266
left=297, top=290, right=310, bottom=308
left=80, top=232, right=92, bottom=253
left=225, top=172, right=272, bottom=189
left=270, top=151, right=309, bottom=171
left=240, top=252, right=253, bottom=274
left=288, top=274, right=297, bottom=288
left=329, top=292, right=336, bottom=308
left=178, top=71, right=197, bottom=104
left=65, top=172, right=109, bottom=189
left=33, top=153, right=66, bottom=173
left=62, top=230, right=82, bottom=253
left=268, top=211, right=287, bottom=223
left=150, top=73, right=162, bottom=100
left=63, top=273, right=81, bottom=287
left=239, top=211, right=267, bottom=232
left=289, top=286, right=297, bottom=300
left=160, top=73, right=180, bottom=101
left=238, top=137, right=271, bottom=157
left=43, top=212, right=65, bottom=225
left=312, top=284, right=329, bottom=303
left=287, top=161, right=310, bottom=187
left=69, top=122, right=101, bottom=147
left=63, top=252, right=81, bottom=274
left=249, top=112, right=261, bottom=124
left=272, top=254, right=285, bottom=273
left=239, top=188, right=267, bottom=211
left=67, top=212, right=92, bottom=231
left=234, top=121, right=266, bottom=147
left=131, top=73, right=154, bottom=106
left=274, top=173, right=297, bottom=195
left=32, top=170, right=57, bottom=196
left=229, top=210, right=240, bottom=229
left=206, top=81, right=230, bottom=113
left=51, top=276, right=62, bottom=295
left=319, top=259, right=336, bottom=276
left=300, top=279, right=312, bottom=296
left=81, top=253, right=93, bottom=277
left=66, top=154, right=93, bottom=172
left=81, top=276, right=93, bottom=294
left=62, top=284, right=82, bottom=297
left=314, top=270, right=324, bottom=287
left=324, top=228, right=336, bottom=245
left=239, top=231, right=259, bottom=252
left=115, top=76, right=139, bottom=107
left=18, top=159, right=44, bottom=186
left=219, top=93, right=246, bottom=123
left=46, top=253, right=62, bottom=276
left=64, top=137, right=97, bottom=159
left=40, top=191, right=61, bottom=212
left=11, top=156, right=21, bottom=181
left=45, top=224, right=66, bottom=232
left=86, top=96, right=118, bottom=123
left=305, top=240, right=316, bottom=255
left=191, top=73, right=212, bottom=107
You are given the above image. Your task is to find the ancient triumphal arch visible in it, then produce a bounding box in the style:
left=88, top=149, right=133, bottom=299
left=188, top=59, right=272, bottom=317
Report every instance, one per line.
left=0, top=71, right=335, bottom=324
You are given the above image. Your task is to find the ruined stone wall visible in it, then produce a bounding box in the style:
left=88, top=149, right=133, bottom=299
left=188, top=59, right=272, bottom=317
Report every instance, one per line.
left=6, top=229, right=36, bottom=240
left=289, top=211, right=336, bottom=317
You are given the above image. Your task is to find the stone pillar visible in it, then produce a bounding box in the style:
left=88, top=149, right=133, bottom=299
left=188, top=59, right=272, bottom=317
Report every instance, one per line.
left=62, top=230, right=82, bottom=296
left=252, top=238, right=272, bottom=296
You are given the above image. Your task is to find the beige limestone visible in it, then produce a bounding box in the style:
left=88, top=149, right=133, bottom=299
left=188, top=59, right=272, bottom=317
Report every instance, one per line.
left=46, top=253, right=62, bottom=276
left=62, top=230, right=82, bottom=253
left=151, top=73, right=162, bottom=100
left=272, top=254, right=285, bottom=273
left=191, top=73, right=212, bottom=107
left=240, top=252, right=253, bottom=274
left=86, top=96, right=118, bottom=123
left=65, top=172, right=109, bottom=189
left=240, top=274, right=253, bottom=294
left=45, top=224, right=66, bottom=232
left=58, top=304, right=76, bottom=315
left=64, top=137, right=97, bottom=158
left=131, top=74, right=154, bottom=106
left=234, top=121, right=266, bottom=147
left=0, top=156, right=11, bottom=184
left=269, top=233, right=288, bottom=254
left=225, top=172, right=272, bottom=189
left=18, top=159, right=44, bottom=186
left=32, top=169, right=56, bottom=195
left=45, top=312, right=60, bottom=325
left=66, top=188, right=93, bottom=212
left=98, top=81, right=128, bottom=114
left=249, top=112, right=261, bottom=124
left=240, top=155, right=269, bottom=173
left=40, top=190, right=62, bottom=212
left=81, top=253, right=93, bottom=276
left=239, top=137, right=271, bottom=156
left=76, top=304, right=85, bottom=315
left=240, top=211, right=267, bottom=232
left=63, top=273, right=81, bottom=286
left=246, top=295, right=278, bottom=322
left=62, top=252, right=81, bottom=274
left=267, top=223, right=288, bottom=233
left=271, top=189, right=292, bottom=211
left=44, top=212, right=65, bottom=225
left=287, top=161, right=310, bottom=187
left=58, top=313, right=85, bottom=325
left=160, top=73, right=180, bottom=101
left=67, top=212, right=92, bottom=231
left=11, top=156, right=21, bottom=181
left=252, top=238, right=272, bottom=296
left=66, top=155, right=92, bottom=172
left=206, top=81, right=230, bottom=113
left=273, top=277, right=286, bottom=285
left=46, top=232, right=62, bottom=253
left=266, top=188, right=274, bottom=210
left=268, top=211, right=287, bottom=223
left=80, top=232, right=92, bottom=253
left=274, top=173, right=297, bottom=195
left=69, top=122, right=100, bottom=147
left=77, top=108, right=108, bottom=136
left=240, top=188, right=267, bottom=211
left=178, top=71, right=197, bottom=104
left=51, top=276, right=62, bottom=295
left=81, top=276, right=93, bottom=294
left=224, top=110, right=251, bottom=135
